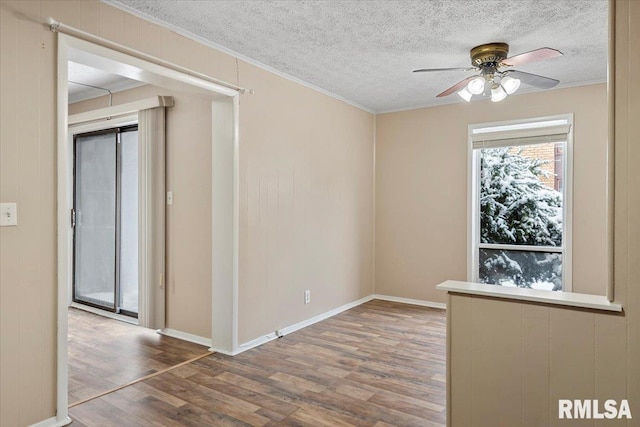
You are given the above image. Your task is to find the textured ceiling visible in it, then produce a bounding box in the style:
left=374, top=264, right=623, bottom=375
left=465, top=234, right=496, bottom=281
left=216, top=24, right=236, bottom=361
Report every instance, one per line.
left=108, top=0, right=608, bottom=113
left=68, top=61, right=145, bottom=104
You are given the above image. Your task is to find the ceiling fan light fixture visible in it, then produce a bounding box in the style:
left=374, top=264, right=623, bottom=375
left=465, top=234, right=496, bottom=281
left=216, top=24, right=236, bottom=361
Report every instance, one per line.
left=501, top=75, right=521, bottom=94
left=420, top=43, right=563, bottom=103
left=491, top=84, right=507, bottom=102
left=457, top=87, right=472, bottom=102
left=467, top=76, right=485, bottom=95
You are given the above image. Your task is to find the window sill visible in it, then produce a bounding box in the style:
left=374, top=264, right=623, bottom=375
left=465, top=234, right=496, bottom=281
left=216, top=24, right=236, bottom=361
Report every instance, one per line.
left=436, top=280, right=622, bottom=312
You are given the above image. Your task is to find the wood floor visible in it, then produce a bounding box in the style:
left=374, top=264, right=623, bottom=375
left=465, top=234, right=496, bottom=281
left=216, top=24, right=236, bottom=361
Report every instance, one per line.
left=69, top=300, right=446, bottom=426
left=68, top=307, right=210, bottom=405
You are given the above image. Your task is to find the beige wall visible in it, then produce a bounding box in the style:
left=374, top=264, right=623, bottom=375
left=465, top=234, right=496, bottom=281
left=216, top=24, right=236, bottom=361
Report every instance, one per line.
left=237, top=62, right=375, bottom=343
left=70, top=84, right=215, bottom=339
left=375, top=83, right=608, bottom=303
left=0, top=1, right=374, bottom=425
left=447, top=1, right=640, bottom=425
left=0, top=1, right=57, bottom=424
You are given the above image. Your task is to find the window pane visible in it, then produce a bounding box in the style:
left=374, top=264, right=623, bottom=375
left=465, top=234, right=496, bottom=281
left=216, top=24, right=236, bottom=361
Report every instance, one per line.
left=74, top=131, right=117, bottom=309
left=479, top=248, right=563, bottom=291
left=119, top=129, right=138, bottom=314
left=480, top=142, right=564, bottom=246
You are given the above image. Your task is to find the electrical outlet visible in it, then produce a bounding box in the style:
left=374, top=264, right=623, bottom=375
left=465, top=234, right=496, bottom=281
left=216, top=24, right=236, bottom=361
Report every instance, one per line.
left=304, top=290, right=311, bottom=304
left=0, top=203, right=17, bottom=226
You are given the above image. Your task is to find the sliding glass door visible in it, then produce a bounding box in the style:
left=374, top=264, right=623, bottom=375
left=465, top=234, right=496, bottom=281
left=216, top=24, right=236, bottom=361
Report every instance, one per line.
left=73, top=125, right=139, bottom=317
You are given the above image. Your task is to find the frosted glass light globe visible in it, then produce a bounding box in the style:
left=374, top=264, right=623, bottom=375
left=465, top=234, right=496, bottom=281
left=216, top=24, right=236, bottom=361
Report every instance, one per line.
left=467, top=76, right=486, bottom=95
left=491, top=84, right=507, bottom=102
left=457, top=87, right=472, bottom=102
left=501, top=76, right=521, bottom=94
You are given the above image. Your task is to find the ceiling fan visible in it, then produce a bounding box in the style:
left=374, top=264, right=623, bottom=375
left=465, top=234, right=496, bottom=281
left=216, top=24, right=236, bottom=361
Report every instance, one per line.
left=414, top=42, right=563, bottom=102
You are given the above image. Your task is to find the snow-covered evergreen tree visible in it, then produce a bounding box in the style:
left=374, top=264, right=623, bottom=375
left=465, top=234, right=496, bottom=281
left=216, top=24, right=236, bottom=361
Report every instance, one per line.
left=479, top=147, right=563, bottom=290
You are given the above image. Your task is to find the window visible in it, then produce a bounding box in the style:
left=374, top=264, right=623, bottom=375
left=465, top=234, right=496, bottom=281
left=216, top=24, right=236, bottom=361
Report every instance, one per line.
left=469, top=115, right=573, bottom=291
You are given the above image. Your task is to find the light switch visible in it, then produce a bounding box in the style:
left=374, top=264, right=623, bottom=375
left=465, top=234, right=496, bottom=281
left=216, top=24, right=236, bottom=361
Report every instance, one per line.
left=0, top=203, right=17, bottom=226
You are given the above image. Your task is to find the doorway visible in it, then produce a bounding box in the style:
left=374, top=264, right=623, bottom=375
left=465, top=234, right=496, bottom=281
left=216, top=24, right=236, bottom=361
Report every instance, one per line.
left=56, top=31, right=239, bottom=423
left=72, top=125, right=139, bottom=318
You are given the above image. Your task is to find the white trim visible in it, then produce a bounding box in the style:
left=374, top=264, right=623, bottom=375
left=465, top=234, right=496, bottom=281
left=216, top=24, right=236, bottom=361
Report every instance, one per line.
left=64, top=35, right=237, bottom=98
left=70, top=302, right=138, bottom=325
left=467, top=127, right=474, bottom=281
left=372, top=294, right=447, bottom=310
left=276, top=295, right=376, bottom=336
left=68, top=96, right=173, bottom=125
left=468, top=113, right=574, bottom=292
left=468, top=146, right=482, bottom=282
left=605, top=0, right=615, bottom=302
left=471, top=119, right=570, bottom=135
left=477, top=243, right=563, bottom=253
left=372, top=116, right=377, bottom=307
left=214, top=294, right=445, bottom=356
left=29, top=415, right=72, bottom=427
left=564, top=115, right=575, bottom=292
left=224, top=295, right=376, bottom=356
left=69, top=114, right=137, bottom=134
left=436, top=280, right=622, bottom=312
left=476, top=151, right=482, bottom=283
left=103, top=0, right=374, bottom=114
left=209, top=96, right=239, bottom=355
left=50, top=18, right=244, bottom=97
left=213, top=333, right=277, bottom=356
left=56, top=35, right=70, bottom=425
left=207, top=346, right=239, bottom=357
left=232, top=94, right=240, bottom=353
left=56, top=33, right=239, bottom=423
left=158, top=328, right=212, bottom=347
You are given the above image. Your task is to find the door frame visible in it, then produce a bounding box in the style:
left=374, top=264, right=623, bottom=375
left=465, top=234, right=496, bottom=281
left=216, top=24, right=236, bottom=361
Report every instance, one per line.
left=56, top=33, right=240, bottom=424
left=67, top=115, right=138, bottom=312
left=71, top=125, right=140, bottom=317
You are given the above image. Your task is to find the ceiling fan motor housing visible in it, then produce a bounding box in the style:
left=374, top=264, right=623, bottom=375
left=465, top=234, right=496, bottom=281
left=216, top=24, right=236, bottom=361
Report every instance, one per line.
left=470, top=42, right=509, bottom=68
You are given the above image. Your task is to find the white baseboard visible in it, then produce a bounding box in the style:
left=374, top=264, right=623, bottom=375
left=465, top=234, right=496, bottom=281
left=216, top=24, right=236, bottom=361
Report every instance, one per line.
left=158, top=328, right=212, bottom=347
left=372, top=294, right=447, bottom=310
left=174, top=294, right=444, bottom=357
left=30, top=415, right=72, bottom=427
left=207, top=345, right=240, bottom=356
left=224, top=331, right=279, bottom=355
left=230, top=294, right=376, bottom=356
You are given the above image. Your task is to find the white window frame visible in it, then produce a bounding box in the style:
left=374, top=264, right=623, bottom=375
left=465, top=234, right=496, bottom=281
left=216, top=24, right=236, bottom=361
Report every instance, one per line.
left=467, top=113, right=574, bottom=292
